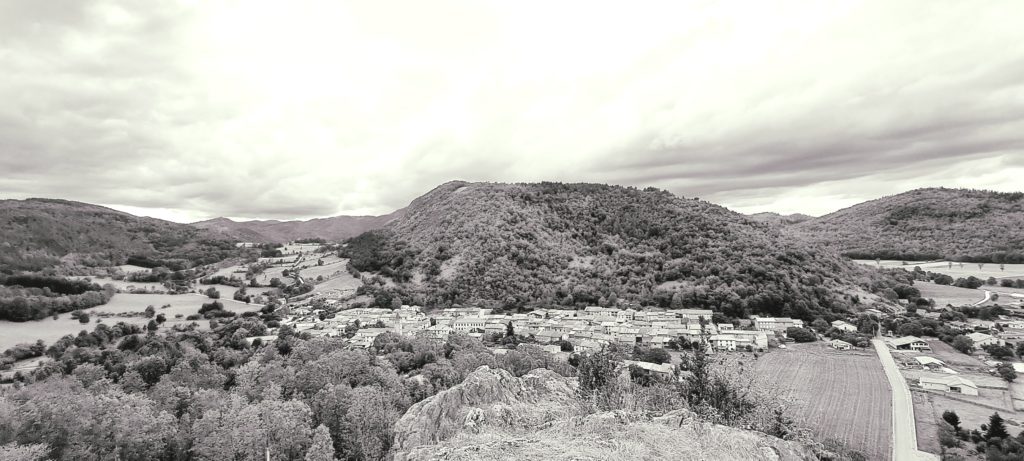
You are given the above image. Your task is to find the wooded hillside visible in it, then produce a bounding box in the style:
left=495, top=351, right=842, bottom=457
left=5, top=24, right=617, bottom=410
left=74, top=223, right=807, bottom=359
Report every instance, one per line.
left=342, top=181, right=901, bottom=319
left=0, top=199, right=243, bottom=272
left=791, top=188, right=1024, bottom=262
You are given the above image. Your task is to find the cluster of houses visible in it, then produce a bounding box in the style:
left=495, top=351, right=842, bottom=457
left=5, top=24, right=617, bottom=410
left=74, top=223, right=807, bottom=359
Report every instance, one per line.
left=277, top=305, right=810, bottom=353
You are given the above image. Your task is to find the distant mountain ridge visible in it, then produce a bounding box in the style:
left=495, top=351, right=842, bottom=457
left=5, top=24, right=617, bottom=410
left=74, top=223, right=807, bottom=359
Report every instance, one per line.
left=747, top=212, right=813, bottom=226
left=791, top=187, right=1024, bottom=262
left=0, top=198, right=243, bottom=272
left=192, top=209, right=405, bottom=243
left=342, top=181, right=898, bottom=319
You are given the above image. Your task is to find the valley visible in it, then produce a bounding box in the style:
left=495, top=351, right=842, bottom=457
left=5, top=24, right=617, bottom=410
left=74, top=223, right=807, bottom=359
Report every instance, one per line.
left=1, top=184, right=1023, bottom=461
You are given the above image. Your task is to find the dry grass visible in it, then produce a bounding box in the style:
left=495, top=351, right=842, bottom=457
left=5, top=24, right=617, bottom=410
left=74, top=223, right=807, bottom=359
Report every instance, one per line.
left=752, top=343, right=892, bottom=461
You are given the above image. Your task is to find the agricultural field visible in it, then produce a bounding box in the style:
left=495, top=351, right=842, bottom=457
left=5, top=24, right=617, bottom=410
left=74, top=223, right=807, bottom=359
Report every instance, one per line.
left=855, top=260, right=1024, bottom=280
left=752, top=343, right=892, bottom=460
left=915, top=282, right=989, bottom=308
left=0, top=293, right=261, bottom=351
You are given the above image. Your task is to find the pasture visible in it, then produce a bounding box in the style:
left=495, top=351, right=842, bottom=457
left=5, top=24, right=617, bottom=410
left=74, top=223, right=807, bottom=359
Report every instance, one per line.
left=0, top=293, right=261, bottom=351
left=752, top=343, right=892, bottom=461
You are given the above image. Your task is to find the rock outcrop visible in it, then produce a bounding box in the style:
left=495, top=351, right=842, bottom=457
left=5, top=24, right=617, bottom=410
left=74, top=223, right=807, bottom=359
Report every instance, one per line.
left=392, top=366, right=820, bottom=461
left=392, top=366, right=577, bottom=454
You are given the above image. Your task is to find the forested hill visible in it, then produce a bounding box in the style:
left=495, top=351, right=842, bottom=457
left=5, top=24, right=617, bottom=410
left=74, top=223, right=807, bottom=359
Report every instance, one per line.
left=192, top=210, right=404, bottom=243
left=791, top=188, right=1024, bottom=262
left=0, top=198, right=242, bottom=272
left=343, top=181, right=901, bottom=320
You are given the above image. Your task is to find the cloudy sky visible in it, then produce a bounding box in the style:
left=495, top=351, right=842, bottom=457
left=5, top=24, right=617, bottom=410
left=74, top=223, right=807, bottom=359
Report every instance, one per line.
left=2, top=0, right=1023, bottom=222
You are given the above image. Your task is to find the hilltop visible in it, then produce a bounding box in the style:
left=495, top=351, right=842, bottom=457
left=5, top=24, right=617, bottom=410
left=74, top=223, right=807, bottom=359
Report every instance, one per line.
left=0, top=198, right=243, bottom=272
left=791, top=188, right=1024, bottom=262
left=343, top=181, right=900, bottom=319
left=192, top=210, right=404, bottom=243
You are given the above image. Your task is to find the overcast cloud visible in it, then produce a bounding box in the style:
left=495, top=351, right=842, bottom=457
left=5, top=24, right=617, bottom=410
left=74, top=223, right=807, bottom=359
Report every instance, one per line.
left=1, top=0, right=1023, bottom=222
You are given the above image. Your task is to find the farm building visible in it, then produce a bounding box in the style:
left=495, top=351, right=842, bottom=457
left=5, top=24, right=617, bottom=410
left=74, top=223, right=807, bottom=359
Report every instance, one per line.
left=886, top=336, right=930, bottom=351
left=966, top=332, right=1004, bottom=347
left=919, top=376, right=978, bottom=396
left=830, top=339, right=852, bottom=350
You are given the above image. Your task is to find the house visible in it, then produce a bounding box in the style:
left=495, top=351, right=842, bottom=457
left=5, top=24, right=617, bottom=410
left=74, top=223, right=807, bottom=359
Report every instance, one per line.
left=541, top=344, right=561, bottom=354
left=452, top=317, right=487, bottom=333
left=919, top=376, right=979, bottom=396
left=351, top=328, right=389, bottom=348
left=673, top=309, right=714, bottom=323
left=967, top=332, right=1004, bottom=348
left=709, top=334, right=738, bottom=351
left=752, top=317, right=804, bottom=333
left=886, top=336, right=930, bottom=351
left=830, top=339, right=852, bottom=350
left=574, top=339, right=603, bottom=354
left=831, top=320, right=858, bottom=332
left=730, top=330, right=769, bottom=350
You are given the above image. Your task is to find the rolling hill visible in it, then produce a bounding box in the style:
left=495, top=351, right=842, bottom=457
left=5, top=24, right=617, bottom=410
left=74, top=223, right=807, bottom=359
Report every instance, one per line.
left=791, top=188, right=1024, bottom=262
left=0, top=198, right=244, bottom=272
left=192, top=210, right=404, bottom=243
left=342, top=181, right=901, bottom=319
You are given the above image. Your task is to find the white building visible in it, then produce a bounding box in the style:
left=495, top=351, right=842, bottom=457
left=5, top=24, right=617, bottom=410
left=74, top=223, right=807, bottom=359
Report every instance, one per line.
left=919, top=376, right=978, bottom=396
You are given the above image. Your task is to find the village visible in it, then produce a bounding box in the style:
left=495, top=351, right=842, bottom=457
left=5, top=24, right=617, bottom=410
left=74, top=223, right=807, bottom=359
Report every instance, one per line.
left=268, top=303, right=808, bottom=356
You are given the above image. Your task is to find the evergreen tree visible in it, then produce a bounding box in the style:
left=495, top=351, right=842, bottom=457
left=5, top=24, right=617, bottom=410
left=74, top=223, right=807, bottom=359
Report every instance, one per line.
left=986, top=412, right=1009, bottom=440
left=942, top=410, right=961, bottom=432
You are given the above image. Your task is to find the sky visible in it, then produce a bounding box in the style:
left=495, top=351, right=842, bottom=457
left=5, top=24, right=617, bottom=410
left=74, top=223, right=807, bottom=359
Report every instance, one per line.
left=1, top=0, right=1023, bottom=223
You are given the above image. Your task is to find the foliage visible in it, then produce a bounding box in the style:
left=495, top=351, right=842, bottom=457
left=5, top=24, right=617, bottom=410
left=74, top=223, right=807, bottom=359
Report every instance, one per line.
left=0, top=277, right=114, bottom=321
left=996, top=363, right=1017, bottom=382
left=785, top=327, right=817, bottom=342
left=952, top=335, right=974, bottom=354
left=942, top=410, right=961, bottom=433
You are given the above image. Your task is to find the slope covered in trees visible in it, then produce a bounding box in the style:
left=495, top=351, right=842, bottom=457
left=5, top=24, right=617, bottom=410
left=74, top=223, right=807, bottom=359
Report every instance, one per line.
left=0, top=198, right=243, bottom=272
left=342, top=181, right=900, bottom=320
left=791, top=188, right=1024, bottom=262
left=192, top=209, right=405, bottom=243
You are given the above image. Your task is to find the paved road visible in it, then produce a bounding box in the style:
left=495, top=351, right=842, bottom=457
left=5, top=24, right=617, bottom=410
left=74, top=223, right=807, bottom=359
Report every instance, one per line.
left=872, top=339, right=939, bottom=461
left=973, top=290, right=993, bottom=306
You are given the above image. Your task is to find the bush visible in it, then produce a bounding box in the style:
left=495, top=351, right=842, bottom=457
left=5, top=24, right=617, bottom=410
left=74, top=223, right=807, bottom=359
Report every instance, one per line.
left=78, top=312, right=91, bottom=324
left=786, top=327, right=817, bottom=342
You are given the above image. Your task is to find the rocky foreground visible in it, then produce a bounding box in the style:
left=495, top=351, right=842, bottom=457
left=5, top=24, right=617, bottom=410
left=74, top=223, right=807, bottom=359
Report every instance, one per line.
left=391, top=366, right=822, bottom=461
